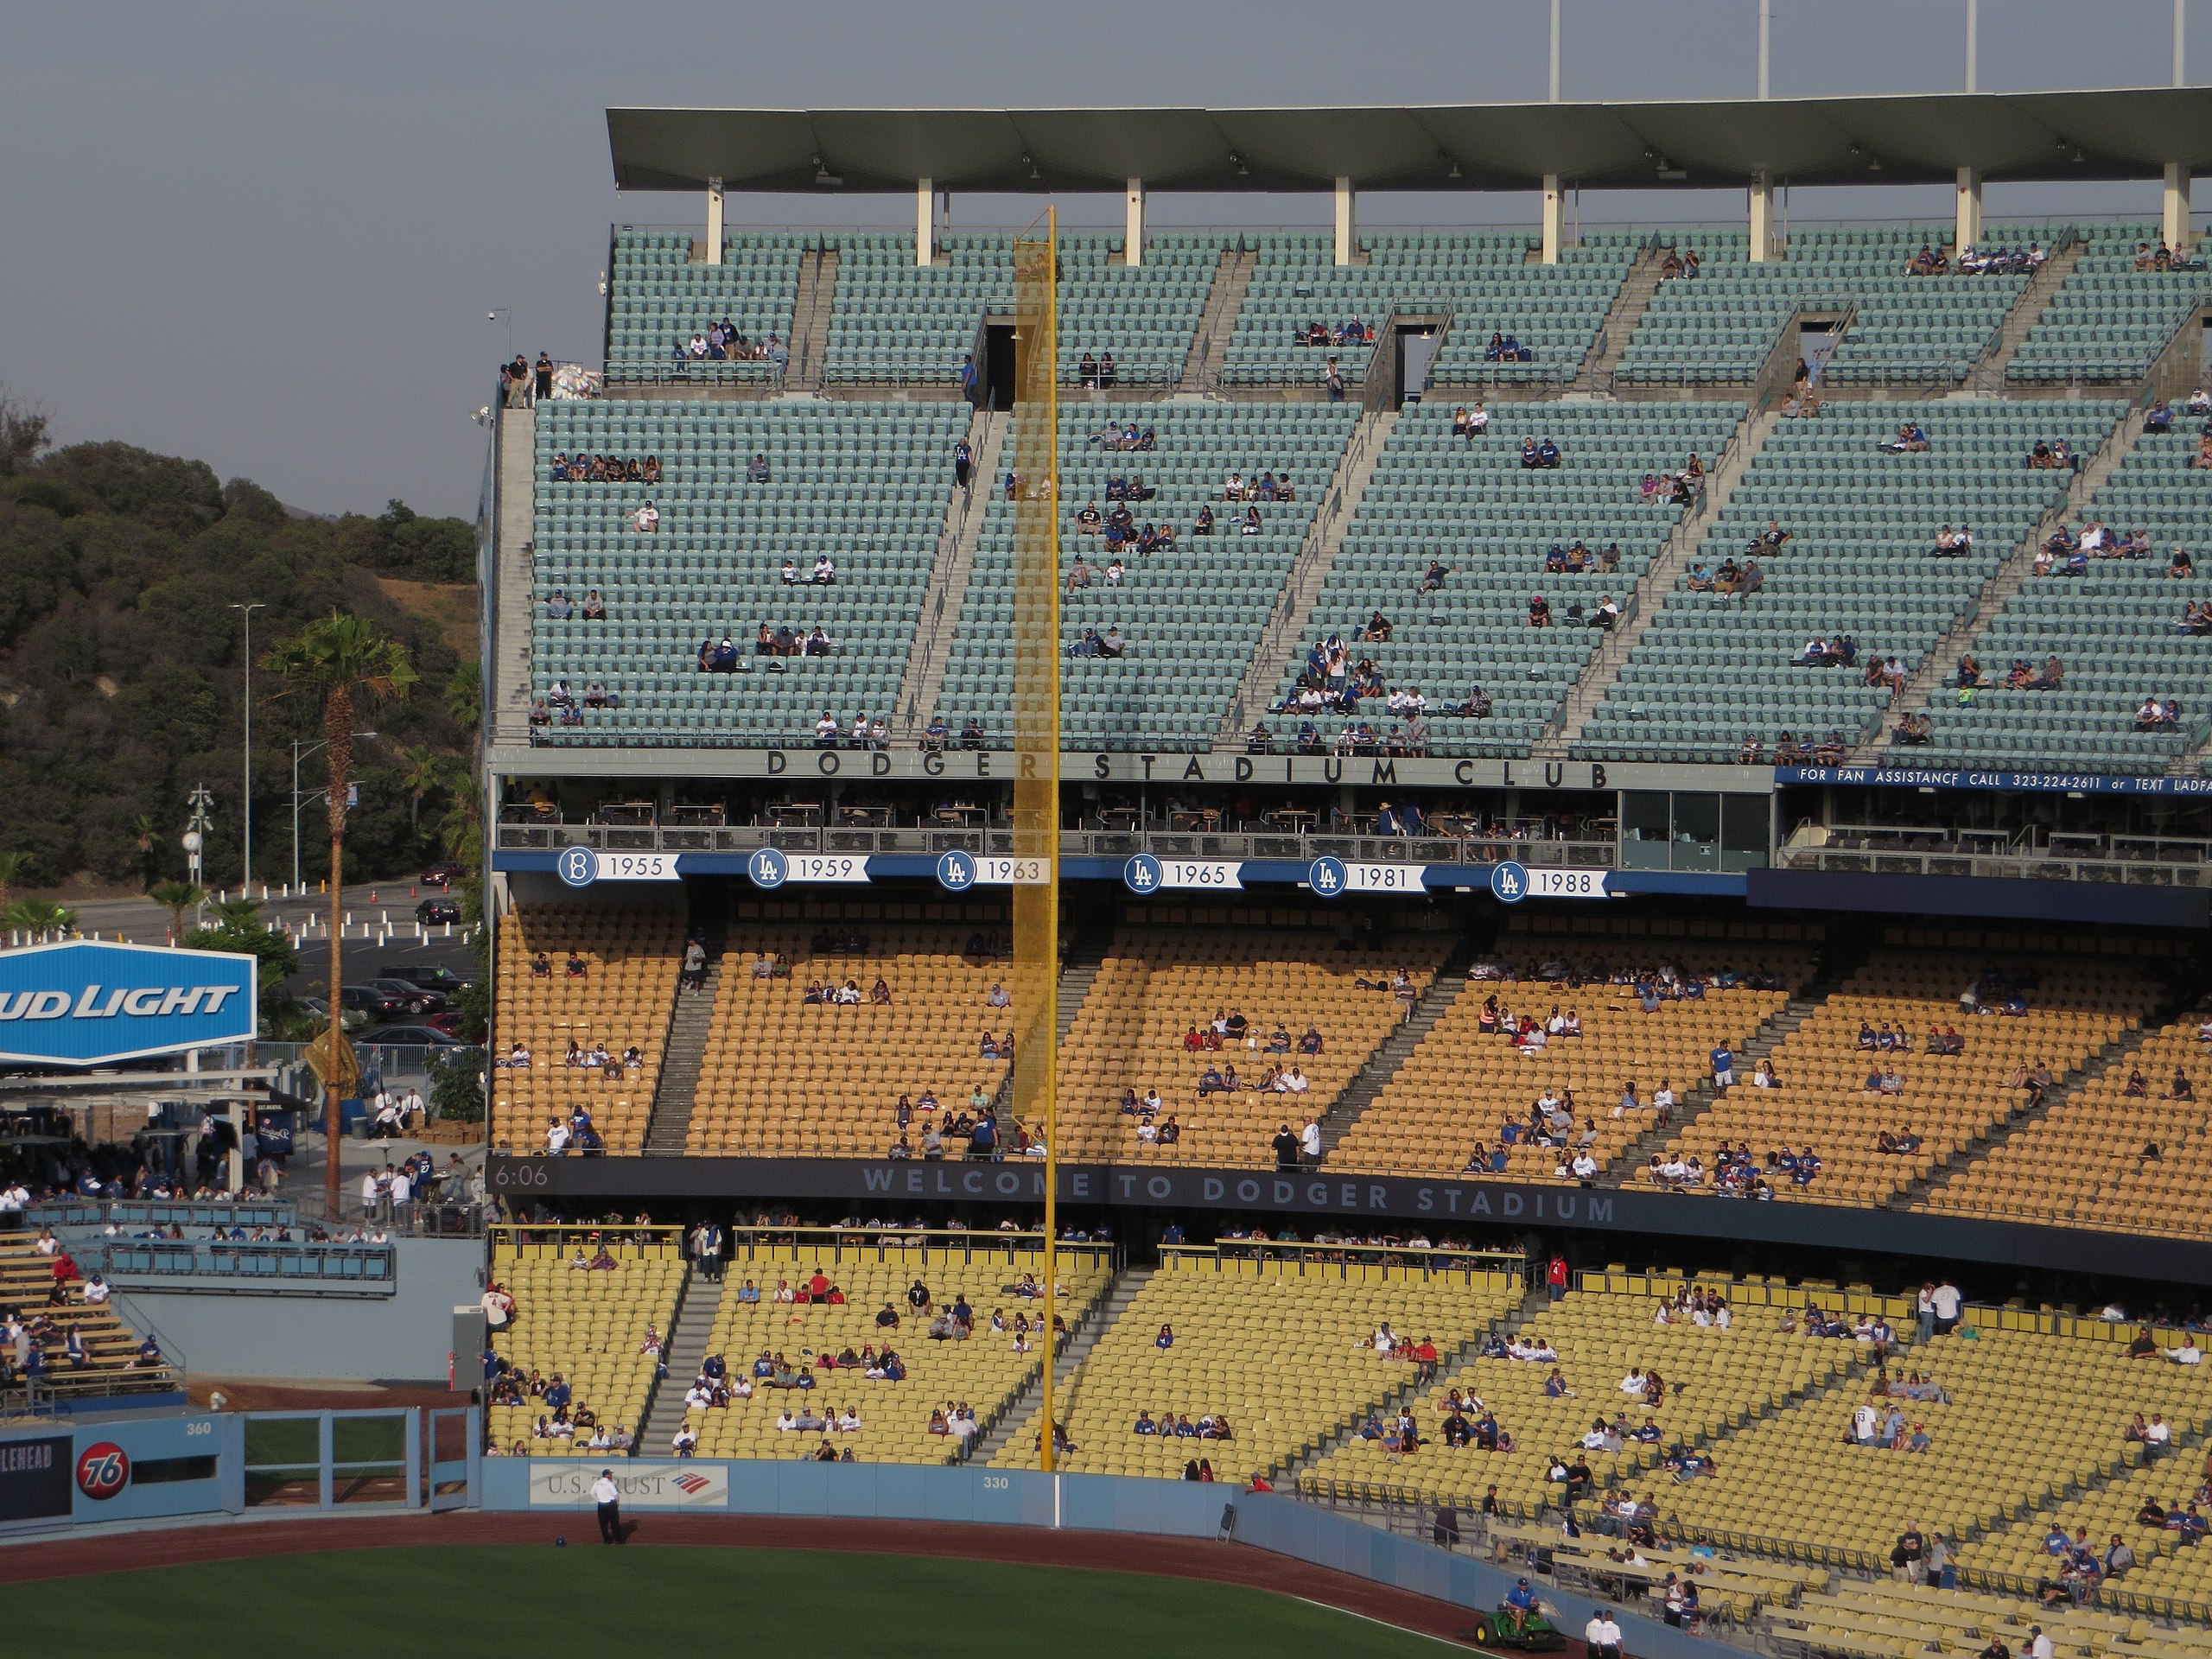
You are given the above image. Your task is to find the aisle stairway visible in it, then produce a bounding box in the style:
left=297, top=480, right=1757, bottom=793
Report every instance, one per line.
left=643, top=919, right=725, bottom=1155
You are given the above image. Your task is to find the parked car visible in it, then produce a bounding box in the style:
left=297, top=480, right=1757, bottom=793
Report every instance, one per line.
left=419, top=861, right=466, bottom=888
left=341, top=984, right=407, bottom=1022
left=357, top=1024, right=474, bottom=1048
left=381, top=963, right=473, bottom=995
left=297, top=995, right=370, bottom=1034
left=422, top=1010, right=474, bottom=1038
left=366, top=977, right=447, bottom=1017
left=416, top=896, right=463, bottom=925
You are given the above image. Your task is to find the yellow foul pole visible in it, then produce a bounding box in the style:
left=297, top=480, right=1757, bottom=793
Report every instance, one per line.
left=1011, top=207, right=1061, bottom=1473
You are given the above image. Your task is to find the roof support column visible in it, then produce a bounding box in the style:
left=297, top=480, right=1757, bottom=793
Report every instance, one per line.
left=1125, top=179, right=1146, bottom=266
left=1540, top=175, right=1564, bottom=265
left=1955, top=168, right=1983, bottom=254
left=2165, top=163, right=2193, bottom=255
left=1748, top=175, right=1775, bottom=263
left=916, top=177, right=935, bottom=267
left=704, top=177, right=723, bottom=265
left=1334, top=177, right=1357, bottom=266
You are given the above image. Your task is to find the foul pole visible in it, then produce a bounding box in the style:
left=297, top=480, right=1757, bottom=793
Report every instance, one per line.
left=1011, top=207, right=1062, bottom=1474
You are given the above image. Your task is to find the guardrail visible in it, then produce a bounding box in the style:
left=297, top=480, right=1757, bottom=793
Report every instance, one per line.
left=1166, top=1241, right=1526, bottom=1281
left=1777, top=847, right=2212, bottom=886
left=100, top=1238, right=397, bottom=1284
left=24, top=1199, right=299, bottom=1232
left=495, top=820, right=1617, bottom=868
left=725, top=1225, right=1117, bottom=1274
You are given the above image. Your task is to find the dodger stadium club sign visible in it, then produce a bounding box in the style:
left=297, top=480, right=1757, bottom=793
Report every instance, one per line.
left=0, top=941, right=257, bottom=1065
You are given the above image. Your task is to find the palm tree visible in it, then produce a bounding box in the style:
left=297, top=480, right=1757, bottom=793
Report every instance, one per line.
left=397, top=745, right=444, bottom=840
left=131, top=816, right=157, bottom=887
left=265, top=613, right=416, bottom=1205
left=4, top=899, right=77, bottom=939
left=0, top=851, right=29, bottom=915
left=148, top=880, right=207, bottom=944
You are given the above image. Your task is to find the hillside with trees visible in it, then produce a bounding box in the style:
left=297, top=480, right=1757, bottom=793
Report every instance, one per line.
left=0, top=390, right=480, bottom=893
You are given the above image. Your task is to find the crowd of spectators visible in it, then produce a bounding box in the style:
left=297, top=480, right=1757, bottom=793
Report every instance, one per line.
left=550, top=453, right=660, bottom=485
left=672, top=321, right=786, bottom=371
left=542, top=589, right=607, bottom=620
left=1297, top=318, right=1375, bottom=349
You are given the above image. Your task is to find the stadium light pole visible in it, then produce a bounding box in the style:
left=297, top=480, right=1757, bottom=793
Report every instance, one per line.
left=1964, top=0, right=1978, bottom=93
left=292, top=734, right=375, bottom=893
left=1548, top=0, right=1561, bottom=101
left=1758, top=0, right=1770, bottom=99
left=2177, top=0, right=2188, bottom=86
left=488, top=307, right=512, bottom=362
left=231, top=603, right=264, bottom=895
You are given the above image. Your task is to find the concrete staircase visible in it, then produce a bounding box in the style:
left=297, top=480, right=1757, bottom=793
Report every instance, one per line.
left=1054, top=925, right=1113, bottom=1043
left=642, top=920, right=726, bottom=1156
left=1847, top=408, right=2148, bottom=764
left=1213, top=406, right=1399, bottom=747
left=490, top=405, right=537, bottom=747
left=895, top=408, right=1005, bottom=737
left=1967, top=241, right=2083, bottom=393
left=1599, top=941, right=1866, bottom=1187
left=1901, top=993, right=2202, bottom=1212
left=1314, top=949, right=1475, bottom=1160
left=989, top=924, right=1111, bottom=1124
left=1270, top=1282, right=1546, bottom=1490
left=635, top=1269, right=727, bottom=1455
left=1181, top=247, right=1255, bottom=392
left=1537, top=405, right=1780, bottom=757
left=1572, top=246, right=1667, bottom=393
left=785, top=247, right=839, bottom=393
left=963, top=1266, right=1149, bottom=1466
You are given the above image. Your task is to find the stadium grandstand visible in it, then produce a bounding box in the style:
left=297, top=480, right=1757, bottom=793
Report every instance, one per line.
left=22, top=72, right=2212, bottom=1659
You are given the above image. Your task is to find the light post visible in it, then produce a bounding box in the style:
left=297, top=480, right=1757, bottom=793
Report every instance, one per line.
left=292, top=734, right=375, bottom=893
left=230, top=602, right=264, bottom=893
left=182, top=785, right=214, bottom=927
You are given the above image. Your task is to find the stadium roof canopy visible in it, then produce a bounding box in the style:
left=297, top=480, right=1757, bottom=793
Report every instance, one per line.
left=607, top=90, right=2212, bottom=194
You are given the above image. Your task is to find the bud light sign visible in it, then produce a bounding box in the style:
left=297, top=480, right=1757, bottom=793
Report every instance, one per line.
left=0, top=941, right=257, bottom=1066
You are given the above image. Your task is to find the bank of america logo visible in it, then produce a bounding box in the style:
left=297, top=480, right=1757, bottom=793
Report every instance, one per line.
left=674, top=1472, right=712, bottom=1495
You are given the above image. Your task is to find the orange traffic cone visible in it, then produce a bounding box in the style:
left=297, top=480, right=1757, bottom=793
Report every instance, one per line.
left=368, top=889, right=378, bottom=904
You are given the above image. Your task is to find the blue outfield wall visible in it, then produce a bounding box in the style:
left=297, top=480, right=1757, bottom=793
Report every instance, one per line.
left=110, top=1236, right=484, bottom=1382
left=0, top=1410, right=238, bottom=1538
left=486, top=1459, right=1711, bottom=1659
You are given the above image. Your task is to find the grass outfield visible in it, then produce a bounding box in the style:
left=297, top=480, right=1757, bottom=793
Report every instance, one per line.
left=12, top=1545, right=1461, bottom=1657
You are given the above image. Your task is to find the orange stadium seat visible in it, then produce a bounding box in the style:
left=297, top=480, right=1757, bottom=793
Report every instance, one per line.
left=491, top=904, right=683, bottom=1154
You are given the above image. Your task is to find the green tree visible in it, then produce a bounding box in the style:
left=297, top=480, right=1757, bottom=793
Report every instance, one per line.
left=0, top=384, right=48, bottom=478
left=442, top=658, right=481, bottom=733
left=147, top=879, right=206, bottom=944
left=427, top=1050, right=485, bottom=1123
left=182, top=898, right=302, bottom=1029
left=4, top=899, right=75, bottom=937
left=397, top=745, right=444, bottom=840
left=264, top=613, right=416, bottom=1204
left=0, top=851, right=30, bottom=913
left=131, top=816, right=158, bottom=887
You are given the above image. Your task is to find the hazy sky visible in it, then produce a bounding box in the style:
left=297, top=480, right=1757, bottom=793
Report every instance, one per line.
left=0, top=1, right=2196, bottom=518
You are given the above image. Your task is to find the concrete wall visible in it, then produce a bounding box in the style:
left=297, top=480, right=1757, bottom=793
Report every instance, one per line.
left=110, top=1236, right=483, bottom=1383
left=482, top=1459, right=1710, bottom=1659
